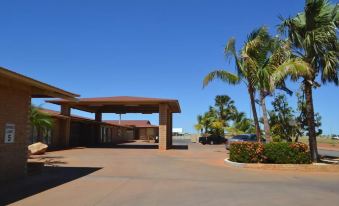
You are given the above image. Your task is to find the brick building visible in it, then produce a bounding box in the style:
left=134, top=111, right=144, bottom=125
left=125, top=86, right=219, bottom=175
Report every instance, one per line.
left=0, top=67, right=78, bottom=182
left=36, top=109, right=135, bottom=149
left=105, top=120, right=159, bottom=141
left=1, top=67, right=180, bottom=183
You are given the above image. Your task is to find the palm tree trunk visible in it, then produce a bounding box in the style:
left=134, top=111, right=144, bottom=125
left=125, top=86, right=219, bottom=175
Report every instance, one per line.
left=304, top=81, right=319, bottom=162
left=248, top=85, right=261, bottom=141
left=259, top=90, right=271, bottom=142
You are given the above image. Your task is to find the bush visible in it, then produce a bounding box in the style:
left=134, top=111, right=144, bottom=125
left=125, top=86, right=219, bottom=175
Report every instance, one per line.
left=264, top=142, right=310, bottom=164
left=229, top=142, right=311, bottom=164
left=229, top=142, right=265, bottom=163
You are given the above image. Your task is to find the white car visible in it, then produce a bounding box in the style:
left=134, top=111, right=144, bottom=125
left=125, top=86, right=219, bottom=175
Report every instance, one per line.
left=331, top=136, right=339, bottom=140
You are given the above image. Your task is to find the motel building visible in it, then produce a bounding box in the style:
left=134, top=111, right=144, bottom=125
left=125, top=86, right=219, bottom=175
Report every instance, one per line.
left=0, top=67, right=180, bottom=183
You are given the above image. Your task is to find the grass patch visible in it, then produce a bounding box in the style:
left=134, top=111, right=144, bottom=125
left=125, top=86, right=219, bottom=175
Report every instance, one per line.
left=299, top=136, right=339, bottom=146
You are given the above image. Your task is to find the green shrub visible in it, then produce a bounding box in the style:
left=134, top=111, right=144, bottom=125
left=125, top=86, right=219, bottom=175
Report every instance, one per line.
left=264, top=142, right=311, bottom=164
left=229, top=142, right=311, bottom=164
left=229, top=142, right=264, bottom=163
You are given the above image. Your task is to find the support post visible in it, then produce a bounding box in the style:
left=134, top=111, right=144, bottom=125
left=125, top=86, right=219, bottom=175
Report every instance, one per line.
left=95, top=112, right=102, bottom=122
left=95, top=112, right=102, bottom=145
left=61, top=105, right=71, bottom=116
left=60, top=105, right=71, bottom=147
left=159, top=104, right=172, bottom=150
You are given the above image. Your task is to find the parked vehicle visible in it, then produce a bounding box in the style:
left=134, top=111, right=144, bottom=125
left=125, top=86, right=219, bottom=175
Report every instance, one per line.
left=199, top=135, right=226, bottom=145
left=331, top=136, right=339, bottom=140
left=226, top=134, right=264, bottom=150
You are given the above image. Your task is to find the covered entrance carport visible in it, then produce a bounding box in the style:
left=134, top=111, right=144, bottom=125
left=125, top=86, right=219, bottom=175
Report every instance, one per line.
left=48, top=96, right=181, bottom=150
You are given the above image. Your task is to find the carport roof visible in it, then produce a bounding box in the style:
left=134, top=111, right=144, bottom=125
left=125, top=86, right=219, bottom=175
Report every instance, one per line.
left=47, top=96, right=181, bottom=113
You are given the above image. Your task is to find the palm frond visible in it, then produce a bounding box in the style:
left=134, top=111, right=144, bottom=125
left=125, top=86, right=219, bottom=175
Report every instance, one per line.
left=273, top=58, right=312, bottom=84
left=203, top=70, right=241, bottom=87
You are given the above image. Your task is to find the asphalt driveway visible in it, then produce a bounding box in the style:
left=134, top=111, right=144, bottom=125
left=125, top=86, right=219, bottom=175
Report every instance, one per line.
left=1, top=140, right=339, bottom=206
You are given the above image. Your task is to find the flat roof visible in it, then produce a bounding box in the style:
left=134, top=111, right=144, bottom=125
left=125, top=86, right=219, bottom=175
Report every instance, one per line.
left=0, top=66, right=79, bottom=100
left=48, top=96, right=181, bottom=113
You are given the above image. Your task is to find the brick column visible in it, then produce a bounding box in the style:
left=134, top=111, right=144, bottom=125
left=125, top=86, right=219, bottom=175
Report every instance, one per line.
left=60, top=105, right=71, bottom=147
left=159, top=104, right=172, bottom=150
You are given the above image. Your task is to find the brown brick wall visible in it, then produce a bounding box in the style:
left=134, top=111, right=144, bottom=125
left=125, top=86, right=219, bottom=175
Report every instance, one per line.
left=0, top=84, right=31, bottom=182
left=159, top=104, right=172, bottom=150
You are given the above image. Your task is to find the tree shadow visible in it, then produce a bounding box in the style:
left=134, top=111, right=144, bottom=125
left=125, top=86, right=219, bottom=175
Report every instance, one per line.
left=0, top=165, right=102, bottom=205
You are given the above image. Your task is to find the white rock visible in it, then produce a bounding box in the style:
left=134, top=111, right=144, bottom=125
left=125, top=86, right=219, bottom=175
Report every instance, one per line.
left=28, top=142, right=48, bottom=155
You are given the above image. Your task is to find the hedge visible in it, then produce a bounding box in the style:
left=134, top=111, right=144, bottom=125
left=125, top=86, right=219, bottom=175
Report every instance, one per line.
left=229, top=142, right=265, bottom=163
left=229, top=142, right=311, bottom=164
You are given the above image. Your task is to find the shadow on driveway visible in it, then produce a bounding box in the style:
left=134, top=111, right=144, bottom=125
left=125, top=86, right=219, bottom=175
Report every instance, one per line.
left=90, top=144, right=188, bottom=150
left=0, top=166, right=102, bottom=205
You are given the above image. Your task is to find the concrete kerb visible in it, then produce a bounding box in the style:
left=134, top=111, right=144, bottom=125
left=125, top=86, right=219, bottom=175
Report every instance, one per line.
left=224, top=158, right=339, bottom=172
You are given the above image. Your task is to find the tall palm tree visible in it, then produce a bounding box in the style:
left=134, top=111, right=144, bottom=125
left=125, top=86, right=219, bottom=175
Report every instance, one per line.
left=244, top=28, right=299, bottom=142
left=30, top=105, right=53, bottom=143
left=203, top=31, right=264, bottom=141
left=244, top=27, right=313, bottom=143
left=279, top=0, right=338, bottom=162
left=242, top=27, right=273, bottom=142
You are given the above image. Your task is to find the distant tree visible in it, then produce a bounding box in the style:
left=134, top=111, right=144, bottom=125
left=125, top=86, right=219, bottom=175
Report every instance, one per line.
left=196, top=95, right=252, bottom=136
left=226, top=111, right=255, bottom=135
left=214, top=95, right=237, bottom=126
left=269, top=94, right=302, bottom=142
left=296, top=91, right=322, bottom=140
left=205, top=106, right=225, bottom=136
left=194, top=115, right=204, bottom=135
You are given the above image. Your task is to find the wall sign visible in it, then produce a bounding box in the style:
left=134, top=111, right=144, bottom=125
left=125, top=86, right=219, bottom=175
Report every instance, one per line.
left=4, top=123, right=15, bottom=143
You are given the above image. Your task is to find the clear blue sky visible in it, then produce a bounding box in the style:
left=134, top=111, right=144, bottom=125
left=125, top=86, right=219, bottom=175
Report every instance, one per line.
left=0, top=0, right=338, bottom=134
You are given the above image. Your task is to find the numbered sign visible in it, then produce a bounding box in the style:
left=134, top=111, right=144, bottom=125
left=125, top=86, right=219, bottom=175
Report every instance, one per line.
left=4, top=123, right=15, bottom=143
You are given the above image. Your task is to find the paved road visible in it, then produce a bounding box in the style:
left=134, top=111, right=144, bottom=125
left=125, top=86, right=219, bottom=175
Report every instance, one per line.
left=1, top=141, right=339, bottom=206
left=176, top=138, right=339, bottom=158
left=319, top=149, right=339, bottom=158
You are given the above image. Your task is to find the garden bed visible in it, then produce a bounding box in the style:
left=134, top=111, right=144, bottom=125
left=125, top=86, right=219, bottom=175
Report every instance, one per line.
left=224, top=158, right=339, bottom=172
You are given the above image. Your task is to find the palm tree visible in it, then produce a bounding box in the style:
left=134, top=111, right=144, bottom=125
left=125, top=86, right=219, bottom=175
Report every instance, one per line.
left=244, top=27, right=313, bottom=143
left=227, top=111, right=255, bottom=135
left=194, top=115, right=204, bottom=135
left=30, top=105, right=53, bottom=143
left=241, top=27, right=273, bottom=142
left=214, top=95, right=237, bottom=127
left=203, top=31, right=264, bottom=141
left=278, top=0, right=338, bottom=162
left=194, top=109, right=216, bottom=135
left=244, top=28, right=291, bottom=142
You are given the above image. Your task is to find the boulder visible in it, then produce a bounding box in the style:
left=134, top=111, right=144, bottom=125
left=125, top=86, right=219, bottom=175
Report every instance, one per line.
left=28, top=142, right=48, bottom=155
